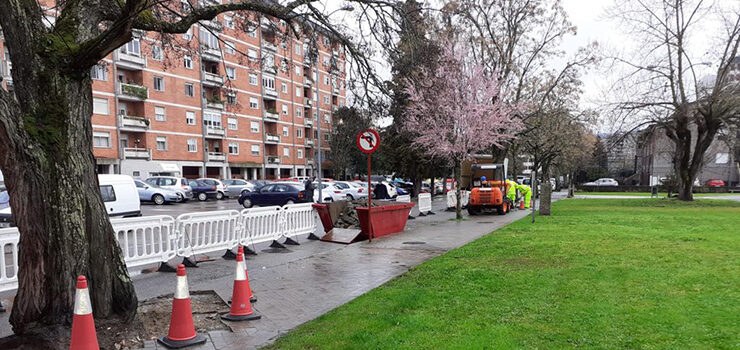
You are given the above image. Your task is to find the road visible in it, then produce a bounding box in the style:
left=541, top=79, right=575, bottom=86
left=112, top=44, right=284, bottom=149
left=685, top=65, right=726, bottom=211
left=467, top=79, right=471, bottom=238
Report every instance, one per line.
left=140, top=196, right=245, bottom=218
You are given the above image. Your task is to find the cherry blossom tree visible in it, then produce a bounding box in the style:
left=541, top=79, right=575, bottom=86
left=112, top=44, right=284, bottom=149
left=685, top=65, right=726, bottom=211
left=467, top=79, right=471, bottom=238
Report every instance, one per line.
left=405, top=42, right=520, bottom=219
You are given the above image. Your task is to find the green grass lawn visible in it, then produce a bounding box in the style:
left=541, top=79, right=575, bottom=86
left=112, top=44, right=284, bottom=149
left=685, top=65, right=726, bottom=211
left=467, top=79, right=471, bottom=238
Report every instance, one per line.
left=576, top=191, right=737, bottom=197
left=267, top=199, right=740, bottom=349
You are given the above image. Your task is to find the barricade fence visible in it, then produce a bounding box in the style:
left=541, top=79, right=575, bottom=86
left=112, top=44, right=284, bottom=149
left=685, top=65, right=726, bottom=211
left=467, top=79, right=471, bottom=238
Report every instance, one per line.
left=446, top=190, right=470, bottom=209
left=0, top=203, right=318, bottom=294
left=418, top=193, right=433, bottom=215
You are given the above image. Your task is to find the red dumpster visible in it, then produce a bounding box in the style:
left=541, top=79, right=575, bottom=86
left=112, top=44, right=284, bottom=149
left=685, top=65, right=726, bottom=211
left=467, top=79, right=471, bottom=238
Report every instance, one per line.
left=312, top=203, right=333, bottom=233
left=356, top=203, right=415, bottom=239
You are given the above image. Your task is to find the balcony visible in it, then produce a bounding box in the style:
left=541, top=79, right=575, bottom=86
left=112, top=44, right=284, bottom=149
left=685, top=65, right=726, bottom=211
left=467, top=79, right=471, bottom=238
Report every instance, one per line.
left=117, top=83, right=148, bottom=101
left=263, top=110, right=279, bottom=121
left=306, top=158, right=315, bottom=166
left=305, top=139, right=314, bottom=147
left=203, top=72, right=224, bottom=87
left=260, top=18, right=273, bottom=30
left=261, top=40, right=277, bottom=52
left=304, top=76, right=313, bottom=86
left=200, top=19, right=223, bottom=31
left=200, top=45, right=221, bottom=62
left=265, top=133, right=280, bottom=144
left=262, top=88, right=278, bottom=100
left=332, top=106, right=339, bottom=112
left=267, top=156, right=281, bottom=164
left=207, top=152, right=226, bottom=162
left=120, top=115, right=150, bottom=131
left=262, top=65, right=277, bottom=75
left=123, top=147, right=151, bottom=160
left=205, top=98, right=224, bottom=110
left=116, top=52, right=146, bottom=70
left=206, top=125, right=225, bottom=138
left=332, top=86, right=340, bottom=95
left=304, top=97, right=312, bottom=106
left=304, top=119, right=313, bottom=127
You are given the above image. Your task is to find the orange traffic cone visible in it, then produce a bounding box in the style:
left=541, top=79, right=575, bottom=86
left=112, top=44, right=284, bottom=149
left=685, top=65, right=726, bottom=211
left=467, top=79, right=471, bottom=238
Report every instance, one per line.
left=69, top=276, right=99, bottom=350
left=158, top=265, right=206, bottom=348
left=519, top=200, right=525, bottom=210
left=222, top=246, right=261, bottom=321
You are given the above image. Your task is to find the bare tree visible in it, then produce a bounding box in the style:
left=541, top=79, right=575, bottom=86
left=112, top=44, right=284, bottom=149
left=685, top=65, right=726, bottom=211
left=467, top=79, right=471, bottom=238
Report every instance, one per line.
left=0, top=0, right=398, bottom=336
left=607, top=0, right=740, bottom=200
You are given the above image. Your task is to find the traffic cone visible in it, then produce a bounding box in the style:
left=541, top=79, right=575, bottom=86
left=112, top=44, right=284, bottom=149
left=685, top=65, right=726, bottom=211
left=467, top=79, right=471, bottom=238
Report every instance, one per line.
left=69, top=276, right=99, bottom=350
left=519, top=200, right=525, bottom=210
left=222, top=246, right=261, bottom=321
left=158, top=265, right=206, bottom=349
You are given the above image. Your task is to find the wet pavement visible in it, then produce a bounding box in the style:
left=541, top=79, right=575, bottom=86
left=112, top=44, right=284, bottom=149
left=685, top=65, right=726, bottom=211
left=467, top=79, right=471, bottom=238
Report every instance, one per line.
left=0, top=193, right=564, bottom=349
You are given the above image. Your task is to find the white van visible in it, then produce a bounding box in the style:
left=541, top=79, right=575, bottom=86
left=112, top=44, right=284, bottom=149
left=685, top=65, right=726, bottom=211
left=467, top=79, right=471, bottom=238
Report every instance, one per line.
left=99, top=174, right=141, bottom=217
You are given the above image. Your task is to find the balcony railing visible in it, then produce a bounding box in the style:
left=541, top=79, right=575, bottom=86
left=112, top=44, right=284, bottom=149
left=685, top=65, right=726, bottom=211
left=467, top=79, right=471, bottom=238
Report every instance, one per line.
left=305, top=139, right=314, bottom=147
left=263, top=110, right=279, bottom=121
left=120, top=115, right=150, bottom=130
left=200, top=19, right=223, bottom=31
left=118, top=83, right=148, bottom=100
left=267, top=156, right=281, bottom=164
left=304, top=76, right=313, bottom=86
left=116, top=52, right=146, bottom=70
left=207, top=152, right=226, bottom=162
left=261, top=40, right=277, bottom=52
left=262, top=88, right=278, bottom=99
left=304, top=119, right=313, bottom=127
left=265, top=133, right=280, bottom=143
left=123, top=147, right=151, bottom=159
left=203, top=72, right=224, bottom=86
left=206, top=99, right=224, bottom=110
left=304, top=97, right=312, bottom=106
left=200, top=45, right=221, bottom=61
left=206, top=125, right=225, bottom=137
left=262, top=65, right=277, bottom=75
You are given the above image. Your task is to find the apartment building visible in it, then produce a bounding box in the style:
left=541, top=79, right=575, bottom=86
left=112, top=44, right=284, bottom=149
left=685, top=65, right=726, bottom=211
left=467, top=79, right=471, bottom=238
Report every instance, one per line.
left=0, top=7, right=346, bottom=180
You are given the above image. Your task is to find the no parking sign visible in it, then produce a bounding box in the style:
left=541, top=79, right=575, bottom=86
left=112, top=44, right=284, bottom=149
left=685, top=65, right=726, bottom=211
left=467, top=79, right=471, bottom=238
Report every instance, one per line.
left=356, top=129, right=380, bottom=241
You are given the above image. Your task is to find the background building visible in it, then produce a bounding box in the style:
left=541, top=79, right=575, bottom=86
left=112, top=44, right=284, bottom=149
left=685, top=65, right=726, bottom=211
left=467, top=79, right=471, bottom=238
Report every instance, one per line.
left=0, top=8, right=346, bottom=180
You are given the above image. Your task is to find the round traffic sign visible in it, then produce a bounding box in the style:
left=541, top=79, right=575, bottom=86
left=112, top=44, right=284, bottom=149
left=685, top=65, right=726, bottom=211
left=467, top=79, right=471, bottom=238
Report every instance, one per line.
left=356, top=129, right=380, bottom=154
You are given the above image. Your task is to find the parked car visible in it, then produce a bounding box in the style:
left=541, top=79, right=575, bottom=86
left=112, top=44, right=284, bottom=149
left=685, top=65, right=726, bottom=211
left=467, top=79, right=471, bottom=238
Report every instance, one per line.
left=705, top=179, right=726, bottom=187
left=582, top=178, right=619, bottom=187
left=238, top=182, right=309, bottom=208
left=188, top=180, right=219, bottom=201
left=334, top=181, right=368, bottom=200
left=134, top=180, right=180, bottom=205
left=196, top=178, right=226, bottom=200
left=145, top=176, right=193, bottom=201
left=316, top=182, right=348, bottom=202
left=222, top=179, right=256, bottom=198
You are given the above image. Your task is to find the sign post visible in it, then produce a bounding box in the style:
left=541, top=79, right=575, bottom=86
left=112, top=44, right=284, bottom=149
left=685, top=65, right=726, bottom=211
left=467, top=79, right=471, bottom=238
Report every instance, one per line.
left=356, top=129, right=380, bottom=242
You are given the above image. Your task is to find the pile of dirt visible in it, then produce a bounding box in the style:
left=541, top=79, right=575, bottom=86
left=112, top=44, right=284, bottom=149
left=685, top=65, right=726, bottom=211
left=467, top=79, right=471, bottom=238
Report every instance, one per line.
left=333, top=199, right=380, bottom=229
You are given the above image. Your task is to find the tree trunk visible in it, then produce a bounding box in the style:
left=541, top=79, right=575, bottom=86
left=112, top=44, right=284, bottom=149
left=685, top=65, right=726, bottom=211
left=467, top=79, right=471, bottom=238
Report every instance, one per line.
left=567, top=172, right=575, bottom=198
left=455, top=161, right=462, bottom=220
left=540, top=166, right=552, bottom=216
left=0, top=69, right=137, bottom=335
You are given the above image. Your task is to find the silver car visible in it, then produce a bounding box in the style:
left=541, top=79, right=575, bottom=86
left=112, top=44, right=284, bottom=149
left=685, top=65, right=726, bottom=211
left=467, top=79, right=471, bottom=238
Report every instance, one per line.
left=222, top=179, right=256, bottom=198
left=145, top=176, right=193, bottom=201
left=134, top=180, right=180, bottom=205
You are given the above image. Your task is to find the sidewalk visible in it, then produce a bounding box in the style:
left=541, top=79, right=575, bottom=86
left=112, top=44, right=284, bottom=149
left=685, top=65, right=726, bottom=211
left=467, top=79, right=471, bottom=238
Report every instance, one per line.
left=1, top=195, right=554, bottom=349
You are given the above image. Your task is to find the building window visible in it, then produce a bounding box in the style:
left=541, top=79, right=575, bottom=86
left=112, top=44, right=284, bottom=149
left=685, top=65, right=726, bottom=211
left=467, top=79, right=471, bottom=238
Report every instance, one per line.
left=322, top=37, right=329, bottom=46
left=183, top=27, right=192, bottom=40
left=228, top=142, right=239, bottom=155
left=248, top=26, right=257, bottom=37
left=185, top=83, right=194, bottom=97
left=295, top=44, right=301, bottom=55
left=247, top=49, right=257, bottom=61
left=249, top=97, right=258, bottom=109
left=250, top=121, right=259, bottom=133
left=324, top=133, right=329, bottom=142
left=716, top=153, right=729, bottom=164
left=295, top=66, right=301, bottom=75
left=296, top=109, right=303, bottom=118
left=156, top=136, right=167, bottom=151
left=93, top=132, right=111, bottom=148
left=155, top=106, right=166, bottom=121
left=226, top=93, right=236, bottom=105
left=249, top=73, right=258, bottom=85
left=184, top=55, right=193, bottom=69
left=324, top=113, right=330, bottom=123
left=153, top=76, right=164, bottom=91
left=251, top=144, right=260, bottom=155
left=297, top=149, right=303, bottom=159
left=224, top=15, right=234, bottom=29
left=324, top=75, right=329, bottom=85
left=225, top=41, right=235, bottom=55
left=296, top=128, right=303, bottom=138
left=91, top=65, right=107, bottom=81
left=282, top=104, right=288, bottom=115
left=199, top=28, right=219, bottom=50
left=186, top=111, right=196, bottom=125
left=226, top=67, right=236, bottom=80
left=187, top=138, right=197, bottom=152
left=152, top=45, right=163, bottom=61
left=203, top=112, right=222, bottom=127
left=228, top=117, right=237, bottom=130
left=180, top=0, right=191, bottom=13
left=283, top=148, right=290, bottom=158
left=324, top=95, right=330, bottom=104
left=262, top=76, right=275, bottom=90
left=120, top=38, right=140, bottom=56
left=281, top=83, right=287, bottom=93
left=282, top=126, right=289, bottom=136
left=92, top=97, right=109, bottom=115
left=296, top=87, right=301, bottom=97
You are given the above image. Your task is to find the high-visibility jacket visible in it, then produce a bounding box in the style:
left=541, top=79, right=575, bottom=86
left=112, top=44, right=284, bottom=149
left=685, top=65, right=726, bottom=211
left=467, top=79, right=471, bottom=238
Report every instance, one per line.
left=518, top=184, right=532, bottom=208
left=505, top=180, right=518, bottom=201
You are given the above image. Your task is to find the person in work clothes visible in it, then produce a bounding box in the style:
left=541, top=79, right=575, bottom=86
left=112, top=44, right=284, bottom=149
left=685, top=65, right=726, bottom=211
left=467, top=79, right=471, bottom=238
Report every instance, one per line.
left=505, top=179, right=518, bottom=208
left=304, top=177, right=315, bottom=202
left=517, top=183, right=532, bottom=209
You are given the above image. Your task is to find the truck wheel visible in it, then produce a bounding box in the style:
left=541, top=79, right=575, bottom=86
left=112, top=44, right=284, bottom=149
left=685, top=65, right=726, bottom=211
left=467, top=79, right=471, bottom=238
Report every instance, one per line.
left=497, top=205, right=505, bottom=215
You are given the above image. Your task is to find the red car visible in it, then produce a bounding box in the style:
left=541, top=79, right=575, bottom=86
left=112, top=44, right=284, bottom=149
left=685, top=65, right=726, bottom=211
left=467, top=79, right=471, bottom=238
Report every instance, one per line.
left=705, top=179, right=726, bottom=187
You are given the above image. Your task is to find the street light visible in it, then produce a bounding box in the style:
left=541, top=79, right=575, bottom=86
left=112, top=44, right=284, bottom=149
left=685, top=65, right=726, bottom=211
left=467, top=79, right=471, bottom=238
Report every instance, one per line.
left=316, top=4, right=354, bottom=203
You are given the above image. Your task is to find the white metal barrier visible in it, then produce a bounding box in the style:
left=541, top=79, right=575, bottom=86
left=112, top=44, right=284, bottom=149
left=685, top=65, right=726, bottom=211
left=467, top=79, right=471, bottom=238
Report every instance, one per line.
left=240, top=206, right=282, bottom=246
left=281, top=203, right=316, bottom=239
left=110, top=215, right=177, bottom=269
left=396, top=194, right=411, bottom=203
left=0, top=227, right=19, bottom=293
left=176, top=210, right=241, bottom=258
left=446, top=190, right=470, bottom=208
left=418, top=193, right=433, bottom=214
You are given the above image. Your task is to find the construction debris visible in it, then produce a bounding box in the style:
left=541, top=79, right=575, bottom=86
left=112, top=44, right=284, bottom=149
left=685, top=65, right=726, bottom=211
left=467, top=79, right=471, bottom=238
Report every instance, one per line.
left=332, top=199, right=381, bottom=229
